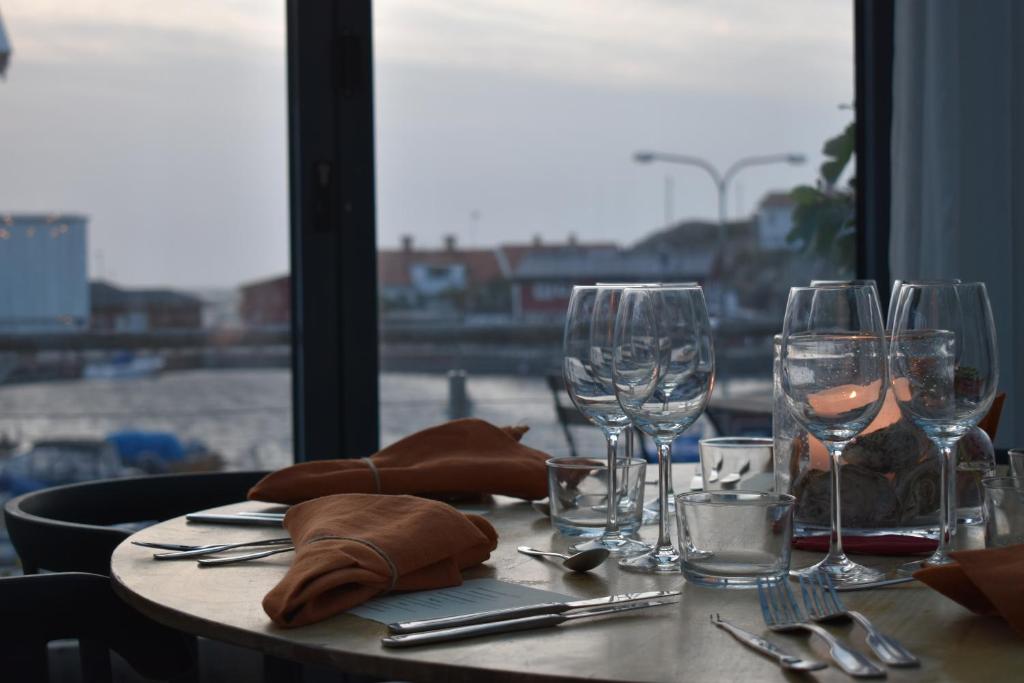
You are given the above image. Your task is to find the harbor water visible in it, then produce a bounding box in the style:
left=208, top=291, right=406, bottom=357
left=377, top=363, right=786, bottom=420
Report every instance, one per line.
left=0, top=369, right=613, bottom=469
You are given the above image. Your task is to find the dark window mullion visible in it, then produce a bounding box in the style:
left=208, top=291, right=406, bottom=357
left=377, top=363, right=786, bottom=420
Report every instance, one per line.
left=288, top=0, right=378, bottom=462
left=854, top=0, right=894, bottom=310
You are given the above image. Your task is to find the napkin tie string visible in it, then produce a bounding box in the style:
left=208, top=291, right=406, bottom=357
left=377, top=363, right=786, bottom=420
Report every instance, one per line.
left=306, top=535, right=398, bottom=592
left=360, top=457, right=381, bottom=493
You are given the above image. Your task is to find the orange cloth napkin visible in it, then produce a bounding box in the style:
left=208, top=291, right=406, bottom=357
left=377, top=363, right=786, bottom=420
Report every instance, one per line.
left=248, top=418, right=550, bottom=504
left=913, top=544, right=1024, bottom=638
left=262, top=493, right=498, bottom=628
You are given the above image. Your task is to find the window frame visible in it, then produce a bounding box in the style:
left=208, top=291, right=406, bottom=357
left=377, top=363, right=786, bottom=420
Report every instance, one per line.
left=854, top=0, right=894, bottom=309
left=287, top=0, right=380, bottom=461
left=287, top=0, right=892, bottom=461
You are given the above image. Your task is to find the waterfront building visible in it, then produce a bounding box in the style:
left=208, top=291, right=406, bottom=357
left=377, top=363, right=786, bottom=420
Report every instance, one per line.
left=240, top=275, right=290, bottom=329
left=0, top=213, right=89, bottom=333
left=90, top=281, right=202, bottom=332
left=378, top=235, right=506, bottom=318
left=755, top=191, right=799, bottom=251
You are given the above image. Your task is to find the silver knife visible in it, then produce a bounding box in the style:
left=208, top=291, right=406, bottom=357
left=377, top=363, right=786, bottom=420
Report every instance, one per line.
left=387, top=589, right=680, bottom=634
left=185, top=513, right=284, bottom=526
left=381, top=598, right=679, bottom=648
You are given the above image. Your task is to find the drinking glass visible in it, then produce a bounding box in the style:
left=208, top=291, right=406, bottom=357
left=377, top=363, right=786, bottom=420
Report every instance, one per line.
left=698, top=437, right=774, bottom=492
left=886, top=279, right=960, bottom=331
left=546, top=456, right=647, bottom=537
left=676, top=491, right=795, bottom=588
left=780, top=285, right=888, bottom=585
left=562, top=285, right=648, bottom=555
left=981, top=476, right=1024, bottom=548
left=613, top=285, right=715, bottom=573
left=1010, top=449, right=1024, bottom=478
left=889, top=282, right=998, bottom=570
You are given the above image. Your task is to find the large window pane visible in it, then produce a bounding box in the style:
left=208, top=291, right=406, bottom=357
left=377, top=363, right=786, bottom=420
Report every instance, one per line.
left=0, top=1, right=291, bottom=569
left=375, top=1, right=854, bottom=456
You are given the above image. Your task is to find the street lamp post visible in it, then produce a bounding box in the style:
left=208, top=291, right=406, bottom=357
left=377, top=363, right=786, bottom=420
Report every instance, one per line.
left=634, top=150, right=805, bottom=314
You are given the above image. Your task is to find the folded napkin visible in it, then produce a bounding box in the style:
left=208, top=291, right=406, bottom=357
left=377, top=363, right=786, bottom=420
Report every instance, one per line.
left=793, top=534, right=938, bottom=555
left=248, top=418, right=550, bottom=504
left=914, top=544, right=1024, bottom=638
left=262, top=493, right=498, bottom=628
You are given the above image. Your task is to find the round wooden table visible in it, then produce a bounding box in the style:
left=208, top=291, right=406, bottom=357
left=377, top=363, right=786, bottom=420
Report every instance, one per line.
left=112, top=489, right=1022, bottom=682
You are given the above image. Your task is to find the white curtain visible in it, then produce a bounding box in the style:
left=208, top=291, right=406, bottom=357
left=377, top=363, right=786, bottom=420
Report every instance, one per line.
left=890, top=0, right=1024, bottom=447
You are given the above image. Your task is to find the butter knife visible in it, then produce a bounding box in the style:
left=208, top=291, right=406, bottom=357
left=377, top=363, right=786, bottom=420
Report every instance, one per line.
left=185, top=512, right=284, bottom=526
left=387, top=589, right=680, bottom=634
left=381, top=598, right=678, bottom=648
left=711, top=614, right=827, bottom=672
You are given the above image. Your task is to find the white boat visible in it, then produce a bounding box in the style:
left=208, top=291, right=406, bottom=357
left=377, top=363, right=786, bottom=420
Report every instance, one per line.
left=83, top=352, right=165, bottom=380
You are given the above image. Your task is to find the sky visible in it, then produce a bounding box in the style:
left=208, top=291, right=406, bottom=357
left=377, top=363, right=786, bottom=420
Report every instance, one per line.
left=0, top=0, right=853, bottom=289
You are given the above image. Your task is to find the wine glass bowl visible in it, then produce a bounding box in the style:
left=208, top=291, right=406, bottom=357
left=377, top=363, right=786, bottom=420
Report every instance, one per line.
left=781, top=333, right=886, bottom=442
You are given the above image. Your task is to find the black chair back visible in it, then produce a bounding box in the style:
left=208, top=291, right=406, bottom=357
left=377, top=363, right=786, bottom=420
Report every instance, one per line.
left=0, top=572, right=195, bottom=682
left=4, top=470, right=268, bottom=575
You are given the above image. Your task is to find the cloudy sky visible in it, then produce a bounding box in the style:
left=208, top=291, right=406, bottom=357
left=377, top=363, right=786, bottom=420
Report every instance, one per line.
left=0, top=0, right=852, bottom=289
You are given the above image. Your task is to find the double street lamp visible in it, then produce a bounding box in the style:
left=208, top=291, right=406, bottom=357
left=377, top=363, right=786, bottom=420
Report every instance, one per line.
left=633, top=150, right=806, bottom=314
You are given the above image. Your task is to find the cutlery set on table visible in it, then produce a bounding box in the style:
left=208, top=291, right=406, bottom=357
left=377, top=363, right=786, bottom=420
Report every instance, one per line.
left=136, top=508, right=919, bottom=679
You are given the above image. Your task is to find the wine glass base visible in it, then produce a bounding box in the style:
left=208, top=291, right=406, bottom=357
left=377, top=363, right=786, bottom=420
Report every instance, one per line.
left=896, top=553, right=954, bottom=576
left=570, top=535, right=649, bottom=556
left=790, top=556, right=885, bottom=586
left=618, top=549, right=681, bottom=574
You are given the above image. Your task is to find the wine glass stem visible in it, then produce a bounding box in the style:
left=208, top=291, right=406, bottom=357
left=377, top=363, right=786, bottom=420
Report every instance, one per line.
left=935, top=442, right=956, bottom=561
left=656, top=442, right=673, bottom=551
left=826, top=443, right=848, bottom=563
left=604, top=430, right=621, bottom=534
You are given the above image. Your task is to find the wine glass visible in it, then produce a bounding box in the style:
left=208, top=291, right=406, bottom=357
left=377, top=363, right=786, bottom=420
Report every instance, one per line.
left=887, top=279, right=960, bottom=331
left=781, top=284, right=888, bottom=585
left=599, top=281, right=699, bottom=524
left=562, top=285, right=649, bottom=555
left=889, top=282, right=998, bottom=571
left=613, top=285, right=715, bottom=573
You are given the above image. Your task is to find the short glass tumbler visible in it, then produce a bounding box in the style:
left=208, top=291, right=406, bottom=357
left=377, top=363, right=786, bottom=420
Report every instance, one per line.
left=982, top=476, right=1024, bottom=548
left=675, top=491, right=795, bottom=588
left=547, top=457, right=646, bottom=537
left=1009, top=449, right=1024, bottom=479
left=698, top=437, right=774, bottom=492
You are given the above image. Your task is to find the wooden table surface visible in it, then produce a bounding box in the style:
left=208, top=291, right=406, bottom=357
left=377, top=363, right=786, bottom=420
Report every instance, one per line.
left=111, top=472, right=1023, bottom=683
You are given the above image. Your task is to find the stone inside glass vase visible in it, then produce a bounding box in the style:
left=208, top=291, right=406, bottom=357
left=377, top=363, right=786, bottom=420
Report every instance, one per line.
left=779, top=390, right=995, bottom=536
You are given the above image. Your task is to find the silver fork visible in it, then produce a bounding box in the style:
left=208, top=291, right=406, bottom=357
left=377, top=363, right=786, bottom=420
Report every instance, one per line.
left=150, top=537, right=294, bottom=560
left=756, top=578, right=886, bottom=678
left=197, top=546, right=296, bottom=566
left=799, top=573, right=919, bottom=667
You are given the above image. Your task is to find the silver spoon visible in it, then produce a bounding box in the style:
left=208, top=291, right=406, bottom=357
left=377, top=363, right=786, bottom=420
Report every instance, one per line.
left=516, top=545, right=609, bottom=573
left=531, top=499, right=551, bottom=516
